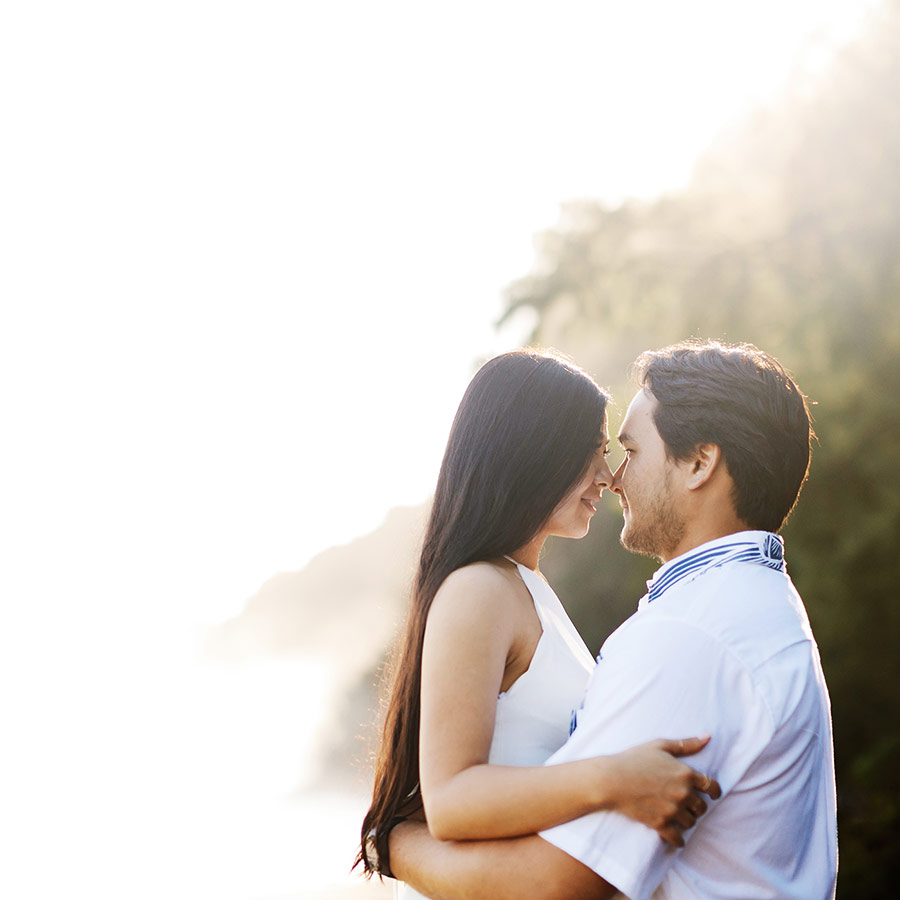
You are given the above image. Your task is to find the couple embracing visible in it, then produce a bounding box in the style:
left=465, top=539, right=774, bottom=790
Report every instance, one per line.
left=358, top=340, right=837, bottom=900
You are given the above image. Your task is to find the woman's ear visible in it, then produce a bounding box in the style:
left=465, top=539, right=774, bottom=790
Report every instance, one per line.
left=686, top=443, right=722, bottom=491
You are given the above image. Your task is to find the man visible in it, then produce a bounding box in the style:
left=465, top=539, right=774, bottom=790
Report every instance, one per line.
left=389, top=340, right=837, bottom=900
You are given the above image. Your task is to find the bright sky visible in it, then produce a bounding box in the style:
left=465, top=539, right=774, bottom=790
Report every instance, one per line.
left=2, top=0, right=875, bottom=637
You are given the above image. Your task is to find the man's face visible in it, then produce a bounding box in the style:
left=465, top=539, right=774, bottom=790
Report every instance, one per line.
left=612, top=389, right=686, bottom=563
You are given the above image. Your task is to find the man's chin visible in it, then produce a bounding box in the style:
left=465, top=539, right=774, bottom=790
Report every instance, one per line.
left=619, top=526, right=663, bottom=561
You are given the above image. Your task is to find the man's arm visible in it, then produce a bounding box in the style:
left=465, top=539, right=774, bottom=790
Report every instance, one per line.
left=389, top=820, right=618, bottom=900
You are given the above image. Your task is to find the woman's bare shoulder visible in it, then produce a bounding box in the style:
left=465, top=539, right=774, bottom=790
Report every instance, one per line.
left=429, top=560, right=526, bottom=623
left=438, top=560, right=521, bottom=593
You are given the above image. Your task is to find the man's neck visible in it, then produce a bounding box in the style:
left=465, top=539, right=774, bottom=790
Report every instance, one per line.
left=662, top=519, right=751, bottom=565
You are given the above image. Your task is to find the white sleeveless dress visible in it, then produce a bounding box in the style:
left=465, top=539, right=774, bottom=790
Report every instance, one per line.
left=396, top=561, right=595, bottom=898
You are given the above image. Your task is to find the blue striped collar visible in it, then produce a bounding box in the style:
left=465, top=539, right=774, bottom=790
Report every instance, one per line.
left=643, top=531, right=786, bottom=606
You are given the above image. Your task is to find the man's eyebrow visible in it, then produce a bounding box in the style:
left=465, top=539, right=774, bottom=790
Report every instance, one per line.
left=617, top=430, right=631, bottom=446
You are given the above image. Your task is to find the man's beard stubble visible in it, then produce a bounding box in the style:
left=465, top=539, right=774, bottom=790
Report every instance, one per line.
left=619, top=472, right=686, bottom=563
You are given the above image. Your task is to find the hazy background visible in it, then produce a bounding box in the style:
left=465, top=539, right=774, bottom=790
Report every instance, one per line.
left=3, top=1, right=897, bottom=897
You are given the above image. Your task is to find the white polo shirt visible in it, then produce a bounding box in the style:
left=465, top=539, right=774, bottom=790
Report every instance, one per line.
left=540, top=532, right=837, bottom=900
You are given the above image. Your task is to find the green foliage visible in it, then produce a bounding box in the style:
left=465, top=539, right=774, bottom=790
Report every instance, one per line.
left=502, top=5, right=900, bottom=895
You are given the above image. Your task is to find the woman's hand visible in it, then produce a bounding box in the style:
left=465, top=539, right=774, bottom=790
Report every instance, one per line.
left=597, top=735, right=721, bottom=847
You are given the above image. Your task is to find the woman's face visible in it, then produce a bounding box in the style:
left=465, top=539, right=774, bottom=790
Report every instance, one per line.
left=544, top=426, right=614, bottom=540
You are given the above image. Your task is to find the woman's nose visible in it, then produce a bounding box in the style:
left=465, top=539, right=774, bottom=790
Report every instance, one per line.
left=610, top=458, right=626, bottom=494
left=594, top=459, right=614, bottom=489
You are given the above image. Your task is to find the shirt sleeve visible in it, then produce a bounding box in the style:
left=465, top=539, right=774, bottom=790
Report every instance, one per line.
left=539, top=613, right=775, bottom=900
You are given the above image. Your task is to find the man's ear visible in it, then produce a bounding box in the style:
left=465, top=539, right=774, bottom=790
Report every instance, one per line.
left=685, top=443, right=722, bottom=490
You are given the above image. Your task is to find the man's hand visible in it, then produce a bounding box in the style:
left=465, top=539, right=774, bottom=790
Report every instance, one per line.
left=603, top=735, right=721, bottom=847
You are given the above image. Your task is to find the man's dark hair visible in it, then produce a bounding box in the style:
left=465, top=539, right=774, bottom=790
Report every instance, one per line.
left=633, top=340, right=814, bottom=533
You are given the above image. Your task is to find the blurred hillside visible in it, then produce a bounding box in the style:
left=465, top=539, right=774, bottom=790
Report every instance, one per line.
left=500, top=4, right=900, bottom=896
left=203, top=504, right=429, bottom=790
left=204, top=503, right=427, bottom=694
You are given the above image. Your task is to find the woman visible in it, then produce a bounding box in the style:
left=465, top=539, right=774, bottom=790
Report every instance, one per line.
left=357, top=350, right=717, bottom=892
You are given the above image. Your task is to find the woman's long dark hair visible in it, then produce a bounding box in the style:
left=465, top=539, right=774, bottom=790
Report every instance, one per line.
left=356, top=349, right=609, bottom=877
